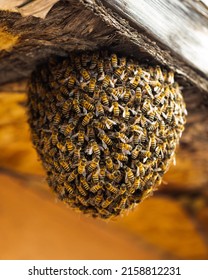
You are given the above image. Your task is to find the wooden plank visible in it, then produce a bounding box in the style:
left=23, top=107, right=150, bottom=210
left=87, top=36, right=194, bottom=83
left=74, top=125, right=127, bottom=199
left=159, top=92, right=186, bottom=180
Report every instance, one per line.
left=101, top=0, right=208, bottom=76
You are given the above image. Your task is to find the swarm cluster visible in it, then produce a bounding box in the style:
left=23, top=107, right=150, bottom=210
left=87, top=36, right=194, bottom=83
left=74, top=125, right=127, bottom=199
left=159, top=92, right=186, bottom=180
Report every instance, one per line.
left=27, top=50, right=187, bottom=219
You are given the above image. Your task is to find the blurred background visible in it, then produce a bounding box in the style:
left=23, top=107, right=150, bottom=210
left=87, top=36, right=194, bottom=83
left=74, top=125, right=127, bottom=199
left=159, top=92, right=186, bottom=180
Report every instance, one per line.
left=0, top=82, right=207, bottom=260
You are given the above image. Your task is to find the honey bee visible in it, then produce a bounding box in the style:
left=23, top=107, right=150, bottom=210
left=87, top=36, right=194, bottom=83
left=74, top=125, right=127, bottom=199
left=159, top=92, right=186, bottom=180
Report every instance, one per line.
left=88, top=157, right=100, bottom=172
left=66, top=139, right=74, bottom=152
left=87, top=126, right=95, bottom=139
left=140, top=150, right=151, bottom=162
left=136, top=162, right=145, bottom=177
left=77, top=195, right=88, bottom=206
left=97, top=59, right=104, bottom=73
left=61, top=123, right=75, bottom=136
left=62, top=100, right=72, bottom=117
left=106, top=183, right=118, bottom=194
left=60, top=160, right=70, bottom=172
left=68, top=170, right=77, bottom=182
left=64, top=66, right=73, bottom=78
left=53, top=112, right=61, bottom=125
left=123, top=106, right=130, bottom=121
left=91, top=140, right=100, bottom=156
left=105, top=156, right=114, bottom=171
left=125, top=167, right=134, bottom=183
left=120, top=57, right=126, bottom=67
left=81, top=100, right=94, bottom=111
left=102, top=197, right=113, bottom=209
left=134, top=87, right=142, bottom=104
left=93, top=88, right=100, bottom=100
left=68, top=74, right=76, bottom=88
left=113, top=152, right=128, bottom=162
left=80, top=68, right=90, bottom=81
left=74, top=56, right=82, bottom=70
left=60, top=85, right=69, bottom=96
left=114, top=67, right=124, bottom=79
left=57, top=142, right=66, bottom=152
left=92, top=169, right=99, bottom=183
left=64, top=182, right=74, bottom=195
left=155, top=65, right=164, bottom=81
left=88, top=77, right=96, bottom=93
left=142, top=98, right=152, bottom=114
left=166, top=106, right=173, bottom=123
left=130, top=76, right=140, bottom=88
left=76, top=184, right=87, bottom=196
left=111, top=53, right=118, bottom=68
left=143, top=83, right=153, bottom=97
left=54, top=161, right=61, bottom=172
left=73, top=146, right=81, bottom=161
left=94, top=192, right=103, bottom=205
left=149, top=135, right=157, bottom=150
left=90, top=52, right=99, bottom=69
left=90, top=183, right=102, bottom=193
left=95, top=102, right=105, bottom=116
left=80, top=176, right=90, bottom=190
left=123, top=88, right=131, bottom=102
left=119, top=184, right=127, bottom=195
left=114, top=132, right=129, bottom=143
left=117, top=143, right=132, bottom=154
left=72, top=99, right=81, bottom=114
left=82, top=112, right=93, bottom=126
left=98, top=132, right=113, bottom=146
left=78, top=159, right=87, bottom=175
left=102, top=75, right=111, bottom=88
left=101, top=91, right=109, bottom=106
left=167, top=70, right=174, bottom=84
left=93, top=120, right=105, bottom=130
left=110, top=101, right=119, bottom=117
left=51, top=132, right=58, bottom=145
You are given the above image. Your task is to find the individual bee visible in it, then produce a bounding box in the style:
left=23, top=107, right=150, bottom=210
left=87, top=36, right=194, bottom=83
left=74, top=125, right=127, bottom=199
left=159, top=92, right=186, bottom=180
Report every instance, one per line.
left=133, top=177, right=141, bottom=190
left=88, top=157, right=100, bottom=172
left=114, top=67, right=124, bottom=79
left=83, top=93, right=94, bottom=104
left=76, top=184, right=87, bottom=196
left=130, top=76, right=140, bottom=88
left=64, top=182, right=74, bottom=195
left=123, top=106, right=130, bottom=121
left=155, top=65, right=164, bottom=81
left=64, top=65, right=73, bottom=78
left=107, top=170, right=122, bottom=183
left=93, top=88, right=100, bottom=100
left=101, top=116, right=117, bottom=129
left=60, top=85, right=69, bottom=96
left=102, top=75, right=111, bottom=88
left=99, top=166, right=106, bottom=180
left=68, top=170, right=77, bottom=182
left=57, top=142, right=66, bottom=152
left=101, top=91, right=109, bottom=106
left=80, top=68, right=90, bottom=81
left=94, top=192, right=103, bottom=205
left=113, top=152, right=128, bottom=162
left=95, top=102, right=105, bottom=116
left=149, top=135, right=157, bottom=150
left=68, top=74, right=76, bottom=88
left=136, top=162, right=145, bottom=177
left=61, top=123, right=75, bottom=136
left=90, top=183, right=102, bottom=193
left=167, top=106, right=173, bottom=123
left=142, top=98, right=152, bottom=114
left=88, top=77, right=97, bottom=93
left=87, top=126, right=95, bottom=139
left=98, top=132, right=113, bottom=146
left=91, top=140, right=100, bottom=156
left=92, top=169, right=99, bottom=183
left=93, top=120, right=105, bottom=130
left=77, top=195, right=88, bottom=206
left=110, top=101, right=119, bottom=117
left=77, top=129, right=85, bottom=145
left=143, top=83, right=153, bottom=97
left=105, top=156, right=114, bottom=171
left=54, top=161, right=62, bottom=172
left=114, top=132, right=129, bottom=143
left=119, top=56, right=126, bottom=67
left=78, top=159, right=87, bottom=175
left=53, top=112, right=61, bottom=125
left=72, top=99, right=81, bottom=114
left=59, top=160, right=70, bottom=172
left=62, top=100, right=72, bottom=117
left=118, top=197, right=127, bottom=210
left=117, top=143, right=132, bottom=154
left=74, top=56, right=82, bottom=70
left=123, top=88, right=131, bottom=102
left=66, top=139, right=75, bottom=152
left=81, top=53, right=90, bottom=66
left=102, top=197, right=113, bottom=209
left=82, top=112, right=93, bottom=126
left=51, top=132, right=58, bottom=145
left=125, top=167, right=134, bottom=183
left=73, top=146, right=81, bottom=161
left=80, top=176, right=90, bottom=190
left=140, top=150, right=151, bottom=162
left=90, top=52, right=99, bottom=69
left=106, top=183, right=118, bottom=194
left=134, top=87, right=142, bottom=104
left=97, top=59, right=104, bottom=73
left=119, top=184, right=127, bottom=195
left=81, top=99, right=94, bottom=111
left=111, top=53, right=118, bottom=68
left=167, top=70, right=174, bottom=84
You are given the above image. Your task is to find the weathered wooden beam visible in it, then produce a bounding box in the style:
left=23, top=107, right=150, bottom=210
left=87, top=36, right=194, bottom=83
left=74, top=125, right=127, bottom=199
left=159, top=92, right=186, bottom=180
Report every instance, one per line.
left=0, top=0, right=208, bottom=93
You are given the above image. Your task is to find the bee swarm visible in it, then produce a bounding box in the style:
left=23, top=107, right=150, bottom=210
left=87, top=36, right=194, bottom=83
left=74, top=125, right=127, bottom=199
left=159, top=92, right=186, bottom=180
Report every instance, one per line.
left=27, top=50, right=187, bottom=219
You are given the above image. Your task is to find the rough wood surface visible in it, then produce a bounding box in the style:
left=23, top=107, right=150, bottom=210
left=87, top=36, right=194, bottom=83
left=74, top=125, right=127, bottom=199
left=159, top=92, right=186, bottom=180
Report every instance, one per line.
left=0, top=0, right=208, bottom=93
